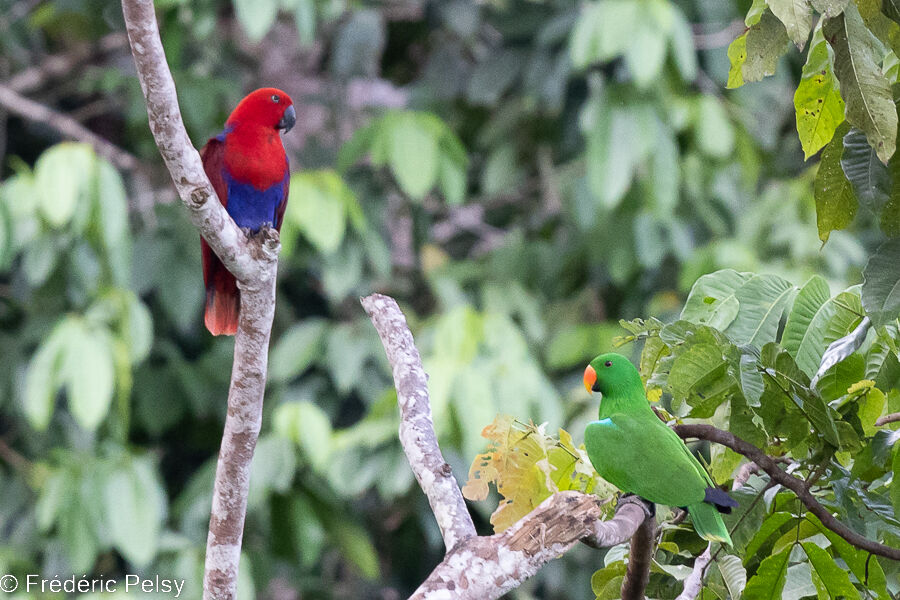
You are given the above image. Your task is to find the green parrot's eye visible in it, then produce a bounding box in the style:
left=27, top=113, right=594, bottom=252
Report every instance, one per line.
left=604, top=361, right=612, bottom=367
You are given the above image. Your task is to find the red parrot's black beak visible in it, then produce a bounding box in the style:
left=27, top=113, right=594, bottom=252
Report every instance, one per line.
left=277, top=105, right=296, bottom=133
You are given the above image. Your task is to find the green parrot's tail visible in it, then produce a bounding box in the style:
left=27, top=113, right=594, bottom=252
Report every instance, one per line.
left=687, top=502, right=733, bottom=546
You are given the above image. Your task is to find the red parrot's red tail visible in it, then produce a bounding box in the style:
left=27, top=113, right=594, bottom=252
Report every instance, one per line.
left=201, top=238, right=239, bottom=336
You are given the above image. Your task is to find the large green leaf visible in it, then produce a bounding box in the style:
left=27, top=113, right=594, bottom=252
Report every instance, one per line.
left=23, top=320, right=69, bottom=430
left=744, top=549, right=790, bottom=600
left=840, top=128, right=890, bottom=213
left=743, top=10, right=792, bottom=83
left=768, top=0, right=813, bottom=49
left=825, top=5, right=898, bottom=163
left=794, top=28, right=845, bottom=159
left=667, top=342, right=736, bottom=417
left=233, top=0, right=278, bottom=42
left=892, top=443, right=900, bottom=523
left=782, top=276, right=857, bottom=377
left=810, top=0, right=848, bottom=17
left=681, top=269, right=752, bottom=330
left=63, top=322, right=115, bottom=431
left=862, top=239, right=900, bottom=328
left=717, top=554, right=747, bottom=600
left=724, top=274, right=796, bottom=348
left=803, top=542, right=860, bottom=599
left=814, top=121, right=856, bottom=242
left=387, top=112, right=440, bottom=200
left=34, top=143, right=94, bottom=229
left=268, top=320, right=327, bottom=384
left=284, top=170, right=355, bottom=254
left=104, top=458, right=165, bottom=567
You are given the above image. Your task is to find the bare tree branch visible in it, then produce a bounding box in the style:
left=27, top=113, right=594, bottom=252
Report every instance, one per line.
left=6, top=33, right=128, bottom=93
left=362, top=293, right=653, bottom=599
left=0, top=81, right=140, bottom=172
left=361, top=293, right=476, bottom=550
left=674, top=424, right=900, bottom=561
left=121, top=1, right=282, bottom=598
left=875, top=412, right=900, bottom=427
left=410, top=493, right=649, bottom=600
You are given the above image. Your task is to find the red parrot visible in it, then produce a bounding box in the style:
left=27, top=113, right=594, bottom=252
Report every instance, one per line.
left=200, top=88, right=296, bottom=335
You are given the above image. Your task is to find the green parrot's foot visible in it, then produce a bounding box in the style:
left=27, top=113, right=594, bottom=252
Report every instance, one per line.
left=617, top=493, right=655, bottom=518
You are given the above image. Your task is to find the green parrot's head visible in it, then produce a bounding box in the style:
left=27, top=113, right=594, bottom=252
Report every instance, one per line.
left=583, top=352, right=643, bottom=396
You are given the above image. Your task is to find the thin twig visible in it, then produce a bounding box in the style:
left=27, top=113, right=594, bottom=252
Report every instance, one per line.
left=875, top=412, right=900, bottom=427
left=673, top=424, right=900, bottom=561
left=6, top=33, right=128, bottom=93
left=0, top=81, right=140, bottom=172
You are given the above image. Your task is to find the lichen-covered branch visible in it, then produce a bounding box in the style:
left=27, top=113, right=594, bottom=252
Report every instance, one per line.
left=121, top=2, right=281, bottom=598
left=410, top=492, right=649, bottom=600
left=361, top=293, right=476, bottom=551
left=674, top=424, right=900, bottom=561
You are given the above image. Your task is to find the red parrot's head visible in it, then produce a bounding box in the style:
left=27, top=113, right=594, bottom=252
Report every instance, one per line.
left=226, top=87, right=296, bottom=133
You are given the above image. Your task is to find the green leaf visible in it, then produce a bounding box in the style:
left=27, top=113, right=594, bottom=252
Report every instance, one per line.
left=726, top=33, right=749, bottom=89
left=745, top=511, right=794, bottom=557
left=104, top=458, right=165, bottom=567
left=768, top=0, right=813, bottom=49
left=284, top=170, right=354, bottom=254
left=862, top=239, right=900, bottom=328
left=794, top=28, right=845, bottom=159
left=810, top=0, right=848, bottom=17
left=294, top=0, right=315, bottom=45
left=681, top=269, right=752, bottom=330
left=717, top=554, right=747, bottom=600
left=233, top=0, right=278, bottom=42
left=825, top=5, right=898, bottom=163
left=388, top=112, right=439, bottom=200
left=802, top=543, right=861, bottom=599
left=814, top=122, right=857, bottom=242
left=744, top=549, right=790, bottom=600
left=64, top=322, right=115, bottom=431
left=268, top=320, right=327, bottom=384
left=841, top=128, right=890, bottom=213
left=695, top=96, right=735, bottom=158
left=94, top=159, right=131, bottom=286
left=885, top=0, right=900, bottom=23
left=743, top=10, right=792, bottom=83
left=34, top=143, right=94, bottom=228
left=667, top=343, right=736, bottom=417
left=329, top=519, right=380, bottom=579
left=23, top=321, right=69, bottom=430
left=783, top=275, right=854, bottom=377
left=669, top=6, right=698, bottom=81
left=274, top=400, right=332, bottom=471
left=438, top=153, right=467, bottom=205
left=724, top=274, right=796, bottom=348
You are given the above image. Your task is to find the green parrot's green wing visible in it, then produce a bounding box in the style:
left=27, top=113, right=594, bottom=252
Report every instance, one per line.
left=584, top=414, right=711, bottom=507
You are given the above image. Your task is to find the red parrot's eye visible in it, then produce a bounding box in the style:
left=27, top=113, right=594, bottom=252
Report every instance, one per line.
left=271, top=94, right=280, bottom=103
left=604, top=361, right=612, bottom=367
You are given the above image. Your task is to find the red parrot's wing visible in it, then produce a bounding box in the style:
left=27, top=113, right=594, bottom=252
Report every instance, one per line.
left=275, top=160, right=290, bottom=231
left=199, top=137, right=239, bottom=336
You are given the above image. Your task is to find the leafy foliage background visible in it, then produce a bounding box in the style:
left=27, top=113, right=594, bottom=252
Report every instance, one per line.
left=0, top=0, right=898, bottom=598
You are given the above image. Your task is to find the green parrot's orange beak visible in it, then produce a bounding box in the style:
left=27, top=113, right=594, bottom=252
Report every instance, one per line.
left=583, top=365, right=597, bottom=393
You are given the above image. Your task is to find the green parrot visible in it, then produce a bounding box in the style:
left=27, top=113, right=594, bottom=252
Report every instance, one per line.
left=582, top=352, right=737, bottom=545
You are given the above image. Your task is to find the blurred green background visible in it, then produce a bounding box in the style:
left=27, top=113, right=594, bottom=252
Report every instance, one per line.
left=0, top=0, right=885, bottom=598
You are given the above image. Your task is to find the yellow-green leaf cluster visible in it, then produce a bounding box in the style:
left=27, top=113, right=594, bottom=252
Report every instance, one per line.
left=462, top=414, right=614, bottom=532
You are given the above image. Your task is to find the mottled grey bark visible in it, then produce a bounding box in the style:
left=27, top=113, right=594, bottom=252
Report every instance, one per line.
left=121, top=2, right=281, bottom=598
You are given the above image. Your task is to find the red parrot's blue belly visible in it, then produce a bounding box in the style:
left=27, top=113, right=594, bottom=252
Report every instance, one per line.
left=223, top=171, right=288, bottom=231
